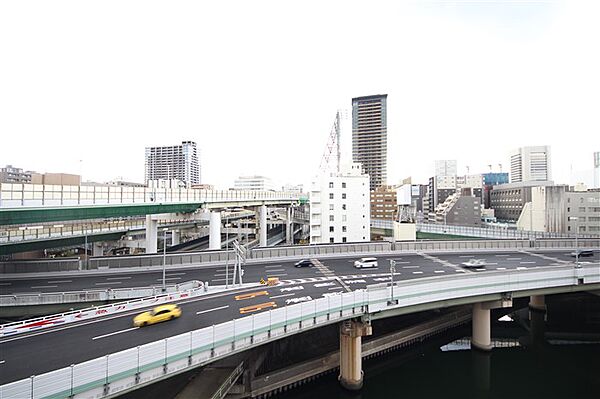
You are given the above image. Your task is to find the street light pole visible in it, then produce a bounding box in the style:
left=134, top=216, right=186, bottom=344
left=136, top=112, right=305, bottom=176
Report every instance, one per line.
left=574, top=217, right=580, bottom=268
left=388, top=260, right=398, bottom=305
left=225, top=211, right=229, bottom=289
left=162, top=228, right=168, bottom=292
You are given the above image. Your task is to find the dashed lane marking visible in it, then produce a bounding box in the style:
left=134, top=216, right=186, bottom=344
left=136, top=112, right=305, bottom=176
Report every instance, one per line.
left=434, top=270, right=445, bottom=273
left=92, top=327, right=139, bottom=340
left=106, top=277, right=131, bottom=280
left=520, top=251, right=571, bottom=265
left=270, top=293, right=295, bottom=299
left=30, top=285, right=58, bottom=289
left=520, top=261, right=536, bottom=264
left=402, top=265, right=420, bottom=269
left=412, top=271, right=424, bottom=274
left=47, top=280, right=72, bottom=284
left=196, top=305, right=229, bottom=315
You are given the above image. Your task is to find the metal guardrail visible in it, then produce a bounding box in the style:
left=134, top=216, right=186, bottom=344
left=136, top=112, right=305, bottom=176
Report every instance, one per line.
left=416, top=223, right=599, bottom=239
left=2, top=264, right=599, bottom=398
left=1, top=239, right=599, bottom=274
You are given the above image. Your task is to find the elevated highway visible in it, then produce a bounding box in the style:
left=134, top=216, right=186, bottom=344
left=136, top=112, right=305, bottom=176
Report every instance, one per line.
left=0, top=247, right=598, bottom=397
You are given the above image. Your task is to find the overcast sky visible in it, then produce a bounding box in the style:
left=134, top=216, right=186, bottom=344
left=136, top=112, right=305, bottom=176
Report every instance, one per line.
left=1, top=0, right=599, bottom=189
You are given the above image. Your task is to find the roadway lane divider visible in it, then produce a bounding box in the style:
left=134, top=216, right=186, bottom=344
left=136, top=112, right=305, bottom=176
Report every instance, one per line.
left=234, top=291, right=269, bottom=301
left=239, top=301, right=277, bottom=314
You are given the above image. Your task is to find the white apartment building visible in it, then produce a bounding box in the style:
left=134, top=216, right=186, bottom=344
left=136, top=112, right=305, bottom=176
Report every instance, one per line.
left=233, top=176, right=276, bottom=191
left=310, top=163, right=370, bottom=244
left=594, top=152, right=599, bottom=188
left=510, top=146, right=551, bottom=183
left=144, top=141, right=200, bottom=187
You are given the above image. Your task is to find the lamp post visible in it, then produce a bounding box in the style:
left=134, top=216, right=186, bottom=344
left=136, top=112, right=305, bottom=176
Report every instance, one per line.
left=162, top=228, right=168, bottom=292
left=388, top=260, right=398, bottom=305
left=224, top=209, right=230, bottom=289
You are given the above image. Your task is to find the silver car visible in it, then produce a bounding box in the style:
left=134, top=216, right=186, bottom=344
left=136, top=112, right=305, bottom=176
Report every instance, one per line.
left=462, top=259, right=486, bottom=268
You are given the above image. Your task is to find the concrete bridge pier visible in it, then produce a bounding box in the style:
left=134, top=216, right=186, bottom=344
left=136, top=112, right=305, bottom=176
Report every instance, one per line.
left=529, top=295, right=547, bottom=346
left=339, top=320, right=372, bottom=390
left=145, top=215, right=158, bottom=254
left=209, top=211, right=222, bottom=250
left=286, top=206, right=293, bottom=245
left=92, top=242, right=104, bottom=257
left=172, top=230, right=181, bottom=246
left=259, top=205, right=267, bottom=247
left=472, top=297, right=513, bottom=352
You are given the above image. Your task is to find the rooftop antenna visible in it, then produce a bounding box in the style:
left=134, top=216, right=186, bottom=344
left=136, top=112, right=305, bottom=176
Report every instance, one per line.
left=488, top=164, right=492, bottom=172
left=319, top=110, right=344, bottom=173
left=498, top=163, right=502, bottom=172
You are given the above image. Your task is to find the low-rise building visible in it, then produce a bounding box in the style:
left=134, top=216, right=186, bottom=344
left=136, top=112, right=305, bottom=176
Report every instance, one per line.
left=434, top=188, right=482, bottom=227
left=489, top=181, right=555, bottom=222
left=370, top=185, right=397, bottom=220
left=233, top=176, right=276, bottom=191
left=0, top=165, right=33, bottom=183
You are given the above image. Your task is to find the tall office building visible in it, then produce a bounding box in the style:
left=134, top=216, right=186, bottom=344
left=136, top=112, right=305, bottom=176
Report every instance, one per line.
left=435, top=160, right=457, bottom=177
left=594, top=151, right=600, bottom=188
left=144, top=141, right=200, bottom=187
left=352, top=94, right=387, bottom=191
left=510, top=146, right=551, bottom=183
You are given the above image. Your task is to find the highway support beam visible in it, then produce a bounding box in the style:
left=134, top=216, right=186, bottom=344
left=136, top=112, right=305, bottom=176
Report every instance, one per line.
left=339, top=320, right=372, bottom=390
left=145, top=215, right=158, bottom=254
left=259, top=205, right=268, bottom=247
left=472, top=296, right=513, bottom=352
left=209, top=211, right=222, bottom=250
left=172, top=230, right=181, bottom=246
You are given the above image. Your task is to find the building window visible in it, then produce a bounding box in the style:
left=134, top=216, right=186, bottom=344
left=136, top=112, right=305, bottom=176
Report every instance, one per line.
left=329, top=204, right=334, bottom=210
left=329, top=193, right=334, bottom=199
left=329, top=182, right=334, bottom=188
left=342, top=193, right=346, bottom=199
left=342, top=215, right=347, bottom=222
left=342, top=237, right=347, bottom=243
left=329, top=226, right=334, bottom=232
left=579, top=207, right=586, bottom=213
left=329, top=215, right=334, bottom=222
left=342, top=204, right=346, bottom=210
left=342, top=226, right=347, bottom=232
left=342, top=182, right=346, bottom=188
left=330, top=237, right=335, bottom=243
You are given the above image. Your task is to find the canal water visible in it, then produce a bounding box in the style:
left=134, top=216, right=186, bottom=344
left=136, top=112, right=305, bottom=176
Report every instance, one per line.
left=276, top=323, right=600, bottom=399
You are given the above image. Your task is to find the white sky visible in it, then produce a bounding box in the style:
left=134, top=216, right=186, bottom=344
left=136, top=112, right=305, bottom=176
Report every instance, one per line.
left=1, top=0, right=599, bottom=189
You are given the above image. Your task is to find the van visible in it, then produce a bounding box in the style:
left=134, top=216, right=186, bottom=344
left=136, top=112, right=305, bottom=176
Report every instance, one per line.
left=354, top=257, right=378, bottom=269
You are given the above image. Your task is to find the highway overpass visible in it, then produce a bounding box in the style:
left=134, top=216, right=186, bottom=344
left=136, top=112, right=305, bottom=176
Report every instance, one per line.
left=0, top=243, right=598, bottom=397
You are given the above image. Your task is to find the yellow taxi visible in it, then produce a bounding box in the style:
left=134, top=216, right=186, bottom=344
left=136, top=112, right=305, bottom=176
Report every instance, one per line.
left=133, top=304, right=182, bottom=327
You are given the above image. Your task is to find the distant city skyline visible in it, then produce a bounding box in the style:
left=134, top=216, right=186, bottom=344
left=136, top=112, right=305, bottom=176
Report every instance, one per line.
left=1, top=1, right=599, bottom=189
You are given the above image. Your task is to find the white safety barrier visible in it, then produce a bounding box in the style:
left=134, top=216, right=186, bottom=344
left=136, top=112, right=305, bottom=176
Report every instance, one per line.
left=0, top=281, right=205, bottom=337
left=1, top=264, right=599, bottom=398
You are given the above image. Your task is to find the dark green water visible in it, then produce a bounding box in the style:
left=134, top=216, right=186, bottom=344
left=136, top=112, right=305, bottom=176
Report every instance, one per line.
left=276, top=337, right=600, bottom=399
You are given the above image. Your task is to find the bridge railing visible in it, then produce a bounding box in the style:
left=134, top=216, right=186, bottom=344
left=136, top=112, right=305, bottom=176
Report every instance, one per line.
left=2, top=264, right=600, bottom=398
left=416, top=223, right=599, bottom=239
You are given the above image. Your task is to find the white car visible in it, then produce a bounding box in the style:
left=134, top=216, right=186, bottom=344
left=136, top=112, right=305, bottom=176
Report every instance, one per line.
left=462, top=259, right=486, bottom=268
left=354, top=257, right=378, bottom=269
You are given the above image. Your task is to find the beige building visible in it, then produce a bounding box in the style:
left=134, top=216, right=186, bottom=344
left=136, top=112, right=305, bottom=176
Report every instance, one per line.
left=517, top=185, right=600, bottom=234
left=31, top=172, right=81, bottom=185
left=370, top=185, right=397, bottom=220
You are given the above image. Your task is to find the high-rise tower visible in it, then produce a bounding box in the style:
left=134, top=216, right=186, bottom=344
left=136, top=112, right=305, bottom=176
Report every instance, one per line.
left=352, top=94, right=387, bottom=191
left=510, top=146, right=551, bottom=183
left=145, top=141, right=200, bottom=187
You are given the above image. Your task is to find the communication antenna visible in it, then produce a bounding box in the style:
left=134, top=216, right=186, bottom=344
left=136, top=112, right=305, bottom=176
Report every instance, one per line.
left=319, top=110, right=344, bottom=173
left=488, top=164, right=492, bottom=172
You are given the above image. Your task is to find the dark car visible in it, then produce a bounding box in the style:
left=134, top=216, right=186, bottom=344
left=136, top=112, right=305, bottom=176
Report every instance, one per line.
left=294, top=259, right=314, bottom=268
left=570, top=250, right=594, bottom=257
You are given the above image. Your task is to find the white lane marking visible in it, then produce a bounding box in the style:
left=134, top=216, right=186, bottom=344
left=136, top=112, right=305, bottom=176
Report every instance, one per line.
left=211, top=278, right=226, bottom=282
left=395, top=261, right=410, bottom=264
left=459, top=255, right=474, bottom=258
left=346, top=279, right=366, bottom=284
left=0, top=283, right=12, bottom=286
left=264, top=269, right=285, bottom=272
left=520, top=261, right=536, bottom=264
left=265, top=264, right=283, bottom=268
left=47, top=280, right=72, bottom=284
left=517, top=267, right=528, bottom=270
left=92, top=327, right=139, bottom=340
left=30, top=285, right=58, bottom=289
left=196, top=305, right=229, bottom=315
left=281, top=286, right=304, bottom=292
left=412, top=271, right=424, bottom=274
left=455, top=269, right=466, bottom=273
left=167, top=272, right=187, bottom=276
left=486, top=263, right=498, bottom=265
left=94, top=282, right=122, bottom=286
left=328, top=286, right=344, bottom=290
left=402, top=266, right=420, bottom=269
left=496, top=254, right=510, bottom=257
left=155, top=277, right=182, bottom=281
left=507, top=258, right=521, bottom=260
left=315, top=282, right=336, bottom=288
left=106, top=277, right=131, bottom=280
left=434, top=270, right=445, bottom=273
left=271, top=293, right=295, bottom=299
left=373, top=277, right=391, bottom=282
left=496, top=267, right=507, bottom=270
left=286, top=296, right=312, bottom=305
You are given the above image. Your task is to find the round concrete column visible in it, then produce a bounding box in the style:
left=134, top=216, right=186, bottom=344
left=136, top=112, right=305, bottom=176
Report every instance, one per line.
left=339, top=329, right=363, bottom=390
left=472, top=303, right=492, bottom=351
left=172, top=230, right=181, bottom=246
left=259, top=205, right=268, bottom=247
left=145, top=215, right=158, bottom=254
left=529, top=295, right=546, bottom=312
left=209, top=211, right=222, bottom=250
